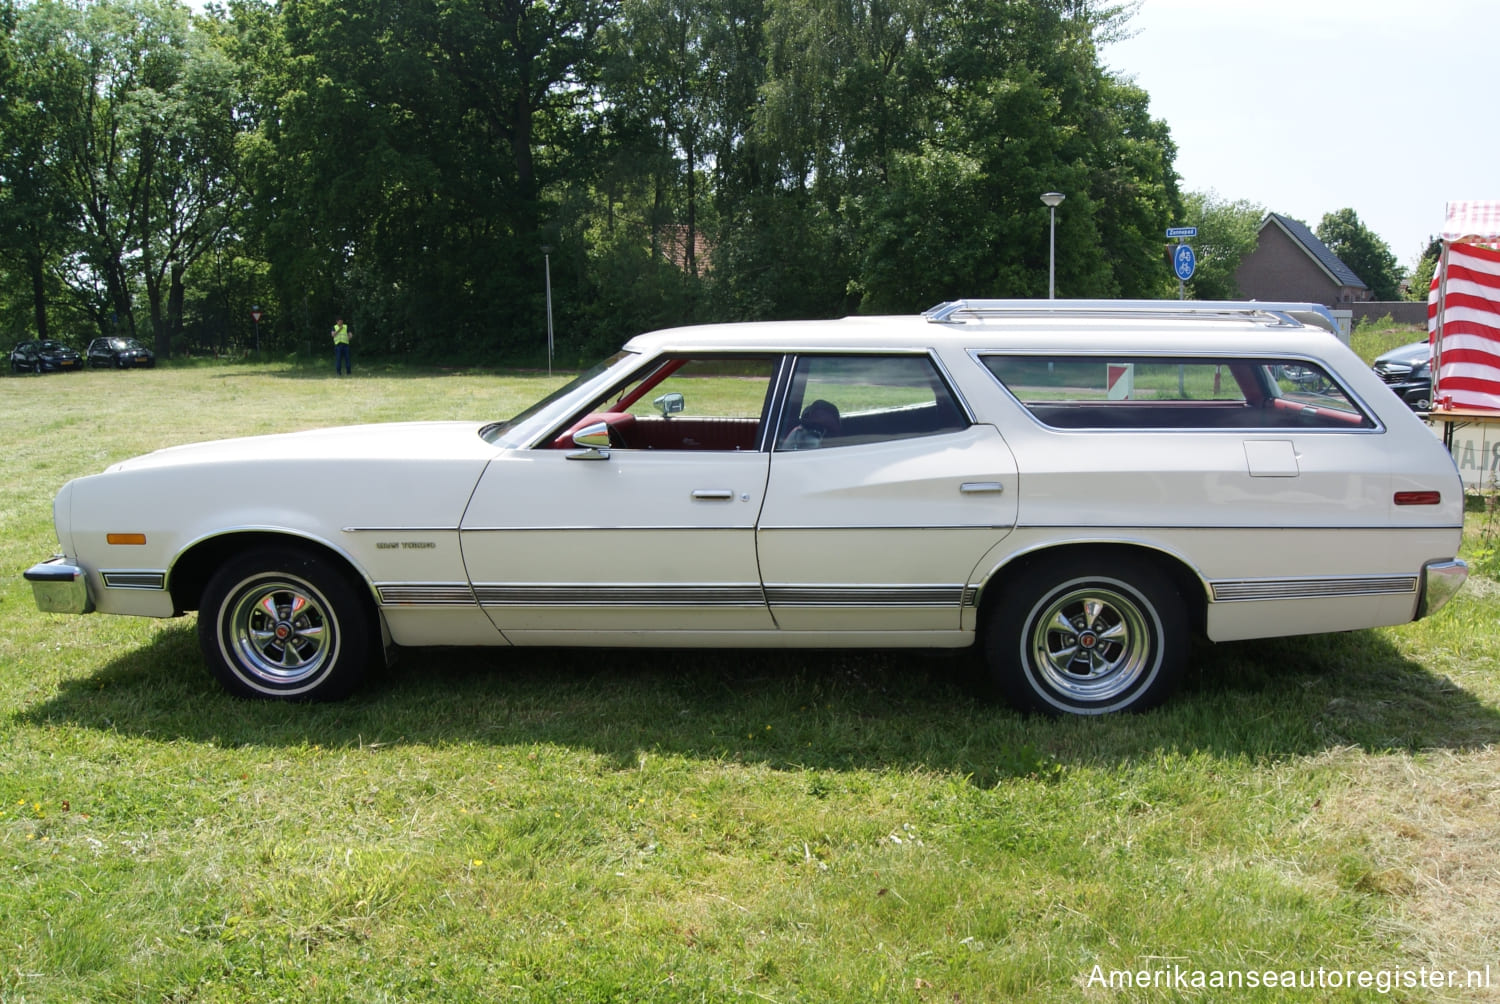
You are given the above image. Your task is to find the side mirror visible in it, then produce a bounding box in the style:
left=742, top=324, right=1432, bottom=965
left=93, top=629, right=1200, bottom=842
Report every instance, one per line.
left=566, top=421, right=611, bottom=461
left=653, top=392, right=684, bottom=417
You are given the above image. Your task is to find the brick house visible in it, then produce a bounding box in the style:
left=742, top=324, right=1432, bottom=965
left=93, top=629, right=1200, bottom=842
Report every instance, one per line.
left=1235, top=212, right=1371, bottom=306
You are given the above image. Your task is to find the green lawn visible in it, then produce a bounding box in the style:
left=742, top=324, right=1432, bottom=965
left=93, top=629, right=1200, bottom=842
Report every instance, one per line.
left=2, top=357, right=1497, bottom=1002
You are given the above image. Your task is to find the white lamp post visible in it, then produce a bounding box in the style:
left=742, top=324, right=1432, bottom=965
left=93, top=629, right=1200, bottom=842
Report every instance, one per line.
left=1040, top=192, right=1065, bottom=299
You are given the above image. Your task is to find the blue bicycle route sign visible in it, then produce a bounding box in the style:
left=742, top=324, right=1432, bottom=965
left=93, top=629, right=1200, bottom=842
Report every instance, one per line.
left=1173, top=243, right=1197, bottom=281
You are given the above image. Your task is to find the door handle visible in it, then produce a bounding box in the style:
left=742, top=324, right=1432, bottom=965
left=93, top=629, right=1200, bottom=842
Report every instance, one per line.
left=691, top=489, right=734, bottom=501
left=960, top=482, right=1005, bottom=494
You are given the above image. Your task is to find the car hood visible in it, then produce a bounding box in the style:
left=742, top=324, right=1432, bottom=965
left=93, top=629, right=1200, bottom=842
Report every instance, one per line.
left=106, top=421, right=498, bottom=472
left=1374, top=341, right=1430, bottom=367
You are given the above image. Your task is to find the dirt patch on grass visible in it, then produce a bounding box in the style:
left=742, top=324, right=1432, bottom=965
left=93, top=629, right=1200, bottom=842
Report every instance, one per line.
left=1310, top=746, right=1500, bottom=1001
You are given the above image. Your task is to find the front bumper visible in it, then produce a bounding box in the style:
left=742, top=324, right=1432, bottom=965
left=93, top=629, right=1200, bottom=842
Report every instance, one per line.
left=24, top=557, right=93, bottom=614
left=1417, top=559, right=1468, bottom=619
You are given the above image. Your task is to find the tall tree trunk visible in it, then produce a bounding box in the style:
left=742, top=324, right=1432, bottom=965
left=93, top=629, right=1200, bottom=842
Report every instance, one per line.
left=27, top=249, right=48, bottom=339
left=167, top=260, right=185, bottom=350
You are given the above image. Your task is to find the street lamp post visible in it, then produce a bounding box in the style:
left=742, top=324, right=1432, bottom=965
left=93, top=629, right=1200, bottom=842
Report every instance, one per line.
left=541, top=245, right=555, bottom=377
left=1040, top=192, right=1065, bottom=299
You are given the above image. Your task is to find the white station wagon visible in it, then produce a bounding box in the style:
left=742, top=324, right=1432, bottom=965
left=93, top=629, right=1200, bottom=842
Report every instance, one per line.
left=26, top=300, right=1468, bottom=715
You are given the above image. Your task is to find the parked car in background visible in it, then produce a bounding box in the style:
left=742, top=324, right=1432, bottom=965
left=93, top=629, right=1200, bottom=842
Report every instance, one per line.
left=25, top=301, right=1468, bottom=716
left=87, top=336, right=156, bottom=369
left=1373, top=340, right=1433, bottom=411
left=9, top=339, right=83, bottom=374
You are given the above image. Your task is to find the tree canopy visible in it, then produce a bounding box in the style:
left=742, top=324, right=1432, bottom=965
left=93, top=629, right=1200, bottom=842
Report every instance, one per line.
left=1316, top=207, right=1402, bottom=302
left=0, top=0, right=1384, bottom=365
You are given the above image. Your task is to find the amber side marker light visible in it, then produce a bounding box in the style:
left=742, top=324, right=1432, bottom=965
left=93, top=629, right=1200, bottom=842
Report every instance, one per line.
left=106, top=533, right=147, bottom=545
left=1393, top=491, right=1442, bottom=506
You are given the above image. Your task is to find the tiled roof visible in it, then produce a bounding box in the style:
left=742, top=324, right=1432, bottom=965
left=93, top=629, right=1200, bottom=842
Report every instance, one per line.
left=1263, top=213, right=1368, bottom=289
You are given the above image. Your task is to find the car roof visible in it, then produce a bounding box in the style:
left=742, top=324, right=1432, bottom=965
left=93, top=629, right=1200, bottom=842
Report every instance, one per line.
left=622, top=300, right=1347, bottom=357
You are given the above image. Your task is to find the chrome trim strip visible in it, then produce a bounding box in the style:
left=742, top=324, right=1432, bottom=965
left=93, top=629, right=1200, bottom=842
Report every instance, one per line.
left=460, top=525, right=757, bottom=533
left=100, top=570, right=167, bottom=590
left=758, top=524, right=1008, bottom=532
left=376, top=583, right=478, bottom=606
left=765, top=584, right=966, bottom=607
left=1016, top=522, right=1465, bottom=533
left=464, top=524, right=1010, bottom=532
left=344, top=526, right=458, bottom=534
left=473, top=584, right=766, bottom=607
left=1210, top=575, right=1417, bottom=603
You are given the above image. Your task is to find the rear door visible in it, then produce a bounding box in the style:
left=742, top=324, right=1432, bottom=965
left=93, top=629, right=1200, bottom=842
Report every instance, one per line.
left=756, top=354, right=1019, bottom=634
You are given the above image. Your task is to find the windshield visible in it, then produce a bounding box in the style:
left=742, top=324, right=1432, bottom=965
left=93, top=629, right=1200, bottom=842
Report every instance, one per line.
left=481, top=350, right=635, bottom=446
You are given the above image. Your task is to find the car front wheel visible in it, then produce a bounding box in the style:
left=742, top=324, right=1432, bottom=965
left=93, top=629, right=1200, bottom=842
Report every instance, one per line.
left=985, top=555, right=1186, bottom=715
left=198, top=548, right=374, bottom=700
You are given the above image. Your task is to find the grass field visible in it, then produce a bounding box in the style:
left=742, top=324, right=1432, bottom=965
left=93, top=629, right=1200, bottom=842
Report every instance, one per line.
left=3, top=346, right=1498, bottom=1002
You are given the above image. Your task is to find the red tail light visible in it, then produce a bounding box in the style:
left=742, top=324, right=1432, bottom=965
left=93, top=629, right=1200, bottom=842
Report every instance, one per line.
left=1394, top=491, right=1442, bottom=506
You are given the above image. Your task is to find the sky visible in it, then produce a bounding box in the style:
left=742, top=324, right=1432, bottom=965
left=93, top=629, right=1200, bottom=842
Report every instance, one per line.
left=1101, top=0, right=1500, bottom=269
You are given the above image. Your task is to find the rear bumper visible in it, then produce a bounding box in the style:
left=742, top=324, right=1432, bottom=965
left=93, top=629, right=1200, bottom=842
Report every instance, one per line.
left=24, top=557, right=93, bottom=614
left=1418, top=559, right=1468, bottom=619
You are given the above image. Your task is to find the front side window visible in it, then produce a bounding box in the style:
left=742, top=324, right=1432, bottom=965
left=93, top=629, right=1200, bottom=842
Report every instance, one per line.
left=547, top=355, right=779, bottom=451
left=981, top=355, right=1374, bottom=430
left=776, top=355, right=969, bottom=451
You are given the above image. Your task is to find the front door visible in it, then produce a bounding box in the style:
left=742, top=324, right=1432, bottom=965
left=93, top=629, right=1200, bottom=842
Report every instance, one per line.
left=459, top=355, right=780, bottom=642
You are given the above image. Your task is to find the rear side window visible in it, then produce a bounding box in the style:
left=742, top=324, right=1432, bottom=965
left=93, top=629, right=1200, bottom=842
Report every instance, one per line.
left=776, top=355, right=969, bottom=450
left=981, top=356, right=1374, bottom=430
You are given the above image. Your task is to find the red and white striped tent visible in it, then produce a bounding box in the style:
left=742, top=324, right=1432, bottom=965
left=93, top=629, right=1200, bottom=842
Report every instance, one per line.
left=1428, top=200, right=1500, bottom=412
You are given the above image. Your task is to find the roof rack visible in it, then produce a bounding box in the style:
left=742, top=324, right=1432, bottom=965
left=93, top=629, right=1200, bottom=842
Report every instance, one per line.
left=922, top=299, right=1338, bottom=334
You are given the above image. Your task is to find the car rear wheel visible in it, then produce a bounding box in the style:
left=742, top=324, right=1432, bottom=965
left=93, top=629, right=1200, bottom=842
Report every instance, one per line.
left=198, top=548, right=374, bottom=700
left=985, top=554, right=1186, bottom=715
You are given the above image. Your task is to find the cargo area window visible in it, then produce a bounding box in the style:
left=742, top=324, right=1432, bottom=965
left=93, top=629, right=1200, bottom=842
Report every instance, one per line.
left=981, top=356, right=1374, bottom=430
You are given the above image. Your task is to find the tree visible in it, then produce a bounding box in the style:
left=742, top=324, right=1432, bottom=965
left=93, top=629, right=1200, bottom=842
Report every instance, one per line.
left=1174, top=191, right=1263, bottom=300
left=1, top=0, right=243, bottom=355
left=1316, top=207, right=1402, bottom=301
left=0, top=0, right=85, bottom=340
left=135, top=24, right=247, bottom=357
left=246, top=0, right=618, bottom=358
left=1408, top=237, right=1442, bottom=301
left=844, top=0, right=1178, bottom=310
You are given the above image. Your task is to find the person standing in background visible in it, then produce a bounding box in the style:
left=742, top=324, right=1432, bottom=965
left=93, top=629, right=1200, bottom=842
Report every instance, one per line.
left=332, top=317, right=352, bottom=375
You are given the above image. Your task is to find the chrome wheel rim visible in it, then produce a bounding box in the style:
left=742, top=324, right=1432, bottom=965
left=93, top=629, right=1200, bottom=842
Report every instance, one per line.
left=225, top=575, right=336, bottom=687
left=1026, top=580, right=1157, bottom=703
